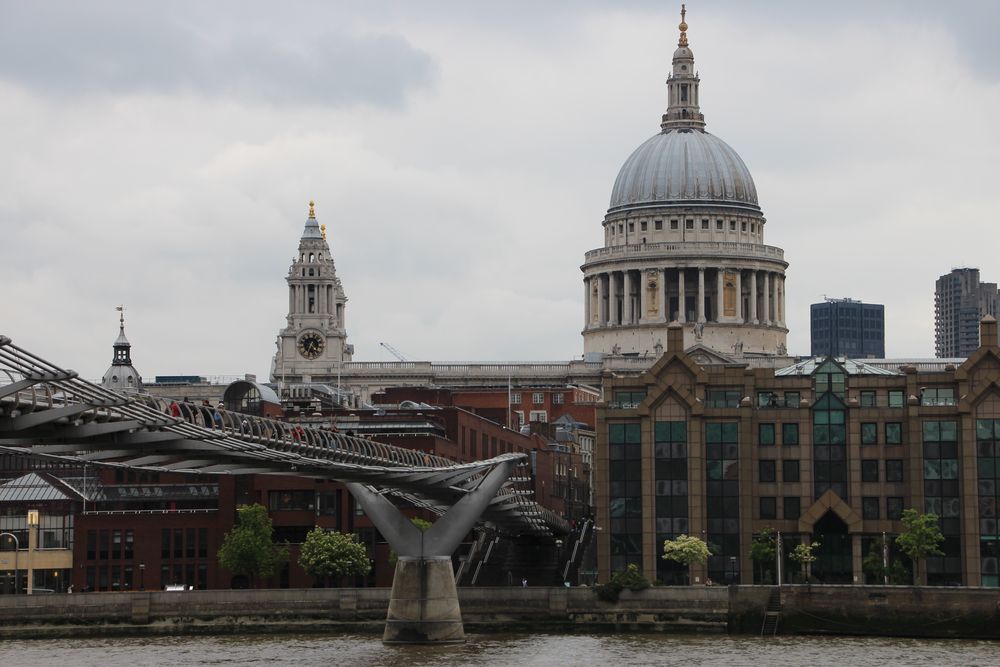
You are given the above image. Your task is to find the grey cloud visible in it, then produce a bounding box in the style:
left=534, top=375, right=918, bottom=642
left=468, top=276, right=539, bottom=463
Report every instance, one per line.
left=0, top=2, right=436, bottom=107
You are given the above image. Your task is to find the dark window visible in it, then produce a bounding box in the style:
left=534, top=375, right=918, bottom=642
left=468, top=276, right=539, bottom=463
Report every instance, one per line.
left=757, top=392, right=779, bottom=408
left=268, top=490, right=315, bottom=511
left=670, top=219, right=678, bottom=230
left=783, top=459, right=800, bottom=483
left=760, top=497, right=776, bottom=520
left=782, top=423, right=799, bottom=445
left=887, top=497, right=904, bottom=520
left=706, top=390, right=740, bottom=408
left=784, top=497, right=801, bottom=520
left=860, top=391, right=876, bottom=408
left=161, top=529, right=170, bottom=559
left=861, top=423, right=878, bottom=445
left=655, top=220, right=663, bottom=230
left=759, top=460, right=776, bottom=483
left=783, top=392, right=800, bottom=408
left=198, top=528, right=208, bottom=559
left=886, top=459, right=903, bottom=482
left=862, top=459, right=879, bottom=482
left=863, top=497, right=880, bottom=520
left=885, top=422, right=902, bottom=445
left=759, top=423, right=775, bottom=446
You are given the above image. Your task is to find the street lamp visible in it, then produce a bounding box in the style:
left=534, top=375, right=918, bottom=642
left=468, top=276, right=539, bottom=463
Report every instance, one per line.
left=0, top=532, right=20, bottom=594
left=139, top=562, right=145, bottom=591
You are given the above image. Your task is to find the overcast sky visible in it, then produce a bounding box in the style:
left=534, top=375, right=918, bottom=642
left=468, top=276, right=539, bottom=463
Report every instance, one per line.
left=2, top=0, right=999, bottom=381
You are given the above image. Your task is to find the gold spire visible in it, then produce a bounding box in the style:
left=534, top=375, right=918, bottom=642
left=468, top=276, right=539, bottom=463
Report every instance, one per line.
left=308, top=200, right=316, bottom=219
left=320, top=223, right=327, bottom=240
left=678, top=4, right=688, bottom=47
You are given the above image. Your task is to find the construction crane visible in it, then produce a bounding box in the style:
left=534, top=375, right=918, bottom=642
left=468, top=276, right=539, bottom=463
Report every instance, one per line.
left=380, top=342, right=408, bottom=362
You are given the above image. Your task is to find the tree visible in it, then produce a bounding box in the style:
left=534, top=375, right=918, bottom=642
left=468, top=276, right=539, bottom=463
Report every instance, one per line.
left=595, top=563, right=651, bottom=602
left=789, top=541, right=820, bottom=583
left=217, top=504, right=289, bottom=587
left=749, top=528, right=777, bottom=584
left=662, top=534, right=711, bottom=584
left=862, top=537, right=910, bottom=585
left=388, top=517, right=434, bottom=567
left=895, top=509, right=944, bottom=585
left=299, top=528, right=371, bottom=587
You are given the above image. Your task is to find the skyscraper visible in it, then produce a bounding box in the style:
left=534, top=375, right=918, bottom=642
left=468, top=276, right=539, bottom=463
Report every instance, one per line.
left=810, top=298, right=885, bottom=358
left=935, top=268, right=1000, bottom=358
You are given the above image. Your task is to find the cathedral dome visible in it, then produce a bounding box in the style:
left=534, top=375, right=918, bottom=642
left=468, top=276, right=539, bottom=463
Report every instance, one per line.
left=609, top=129, right=758, bottom=211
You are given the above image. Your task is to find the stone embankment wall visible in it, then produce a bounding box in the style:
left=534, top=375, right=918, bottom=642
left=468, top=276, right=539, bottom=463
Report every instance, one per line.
left=0, top=585, right=998, bottom=639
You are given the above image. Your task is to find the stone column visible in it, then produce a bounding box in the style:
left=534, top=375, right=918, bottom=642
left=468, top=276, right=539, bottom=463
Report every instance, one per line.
left=763, top=272, right=771, bottom=325
left=659, top=268, right=668, bottom=323
left=697, top=267, right=706, bottom=323
left=749, top=271, right=758, bottom=324
left=716, top=268, right=724, bottom=322
left=735, top=270, right=743, bottom=323
left=288, top=285, right=295, bottom=315
left=623, top=270, right=633, bottom=324
left=584, top=278, right=591, bottom=329
left=677, top=268, right=687, bottom=323
left=600, top=274, right=609, bottom=325
left=639, top=270, right=649, bottom=322
left=779, top=275, right=786, bottom=326
left=608, top=272, right=618, bottom=326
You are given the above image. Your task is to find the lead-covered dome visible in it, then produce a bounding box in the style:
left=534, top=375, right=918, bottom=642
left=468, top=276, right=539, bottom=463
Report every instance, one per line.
left=609, top=129, right=758, bottom=210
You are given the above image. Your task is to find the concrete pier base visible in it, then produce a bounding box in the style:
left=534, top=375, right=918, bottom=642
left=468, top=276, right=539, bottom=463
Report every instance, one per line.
left=383, top=557, right=464, bottom=644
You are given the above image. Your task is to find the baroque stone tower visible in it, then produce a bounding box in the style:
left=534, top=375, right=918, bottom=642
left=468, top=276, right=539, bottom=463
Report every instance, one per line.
left=271, top=201, right=353, bottom=383
left=581, top=6, right=788, bottom=359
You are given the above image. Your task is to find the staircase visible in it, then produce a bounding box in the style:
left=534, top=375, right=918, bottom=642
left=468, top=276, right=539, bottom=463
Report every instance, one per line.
left=561, top=519, right=594, bottom=584
left=760, top=587, right=782, bottom=636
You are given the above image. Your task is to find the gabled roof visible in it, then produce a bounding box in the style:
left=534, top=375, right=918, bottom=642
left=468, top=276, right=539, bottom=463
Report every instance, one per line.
left=685, top=344, right=745, bottom=368
left=0, top=473, right=87, bottom=504
left=775, top=356, right=902, bottom=377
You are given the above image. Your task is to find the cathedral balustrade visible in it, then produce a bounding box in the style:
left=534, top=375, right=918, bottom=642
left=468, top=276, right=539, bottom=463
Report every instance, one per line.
left=583, top=240, right=785, bottom=264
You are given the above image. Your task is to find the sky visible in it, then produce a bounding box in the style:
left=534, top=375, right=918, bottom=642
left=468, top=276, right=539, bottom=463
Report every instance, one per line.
left=2, top=0, right=999, bottom=381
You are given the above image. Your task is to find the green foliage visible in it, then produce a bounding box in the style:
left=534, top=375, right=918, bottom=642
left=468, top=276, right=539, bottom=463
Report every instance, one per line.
left=895, top=509, right=944, bottom=585
left=298, top=528, right=371, bottom=584
left=217, top=504, right=289, bottom=585
left=661, top=534, right=711, bottom=566
left=789, top=541, right=820, bottom=582
left=595, top=564, right=650, bottom=602
left=789, top=541, right=820, bottom=565
left=862, top=537, right=911, bottom=585
left=749, top=528, right=777, bottom=584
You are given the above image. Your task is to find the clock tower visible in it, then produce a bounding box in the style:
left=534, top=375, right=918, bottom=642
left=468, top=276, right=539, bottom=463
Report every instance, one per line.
left=270, top=201, right=353, bottom=384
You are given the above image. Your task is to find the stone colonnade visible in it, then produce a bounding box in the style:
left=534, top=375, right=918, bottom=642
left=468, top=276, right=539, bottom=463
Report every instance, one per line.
left=585, top=267, right=785, bottom=328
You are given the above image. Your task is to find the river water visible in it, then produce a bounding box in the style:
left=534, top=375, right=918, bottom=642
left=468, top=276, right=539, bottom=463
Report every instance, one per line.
left=7, top=633, right=999, bottom=667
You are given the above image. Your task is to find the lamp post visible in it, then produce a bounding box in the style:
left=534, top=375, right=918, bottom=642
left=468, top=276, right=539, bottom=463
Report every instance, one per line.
left=0, top=532, right=19, bottom=594
left=139, top=562, right=145, bottom=591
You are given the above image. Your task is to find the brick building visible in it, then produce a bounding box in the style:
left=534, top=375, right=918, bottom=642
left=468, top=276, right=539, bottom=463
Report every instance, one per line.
left=597, top=317, right=1000, bottom=588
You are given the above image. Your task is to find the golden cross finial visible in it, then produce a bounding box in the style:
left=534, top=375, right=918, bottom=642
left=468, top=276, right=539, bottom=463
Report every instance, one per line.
left=308, top=200, right=316, bottom=219
left=678, top=4, right=689, bottom=47
left=320, top=223, right=327, bottom=240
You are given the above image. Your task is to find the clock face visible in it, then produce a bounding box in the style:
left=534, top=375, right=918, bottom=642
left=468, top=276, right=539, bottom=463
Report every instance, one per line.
left=297, top=332, right=325, bottom=359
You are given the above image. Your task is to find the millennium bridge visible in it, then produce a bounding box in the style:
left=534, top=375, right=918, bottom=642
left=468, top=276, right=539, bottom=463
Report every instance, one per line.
left=0, top=334, right=570, bottom=642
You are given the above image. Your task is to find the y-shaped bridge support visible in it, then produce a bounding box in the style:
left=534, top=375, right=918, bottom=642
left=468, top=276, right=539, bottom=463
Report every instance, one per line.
left=346, top=457, right=517, bottom=644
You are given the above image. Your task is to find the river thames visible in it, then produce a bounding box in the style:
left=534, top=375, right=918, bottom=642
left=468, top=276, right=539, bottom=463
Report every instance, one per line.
left=6, top=633, right=999, bottom=666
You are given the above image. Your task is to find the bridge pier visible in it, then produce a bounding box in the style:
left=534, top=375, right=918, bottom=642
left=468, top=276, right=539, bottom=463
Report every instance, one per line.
left=346, top=458, right=517, bottom=644
left=384, top=557, right=463, bottom=643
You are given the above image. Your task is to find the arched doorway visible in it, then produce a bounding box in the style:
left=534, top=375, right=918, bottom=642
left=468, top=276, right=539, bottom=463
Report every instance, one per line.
left=812, top=511, right=852, bottom=583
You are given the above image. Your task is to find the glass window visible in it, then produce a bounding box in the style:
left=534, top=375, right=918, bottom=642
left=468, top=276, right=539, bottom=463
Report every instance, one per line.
left=532, top=392, right=544, bottom=405
left=863, top=497, right=880, bottom=520
left=887, top=497, right=904, bottom=520
left=921, top=387, right=956, bottom=407
left=861, top=422, right=878, bottom=445
left=655, top=220, right=662, bottom=230
left=670, top=219, right=678, bottom=230
left=860, top=391, right=876, bottom=408
left=268, top=490, right=316, bottom=511
left=759, top=460, right=776, bottom=483
left=783, top=459, right=800, bottom=483
left=886, top=459, right=903, bottom=482
left=760, top=497, right=776, bottom=520
left=885, top=422, right=902, bottom=445
left=757, top=392, right=779, bottom=408
left=510, top=392, right=521, bottom=404
left=782, top=423, right=799, bottom=445
left=784, top=497, right=801, bottom=520
left=706, top=390, right=740, bottom=408
left=862, top=459, right=879, bottom=482
left=759, top=423, right=775, bottom=446
left=783, top=392, right=800, bottom=408
left=888, top=390, right=904, bottom=408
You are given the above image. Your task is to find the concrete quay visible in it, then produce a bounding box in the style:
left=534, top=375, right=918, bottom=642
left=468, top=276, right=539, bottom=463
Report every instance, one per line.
left=0, top=586, right=997, bottom=640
